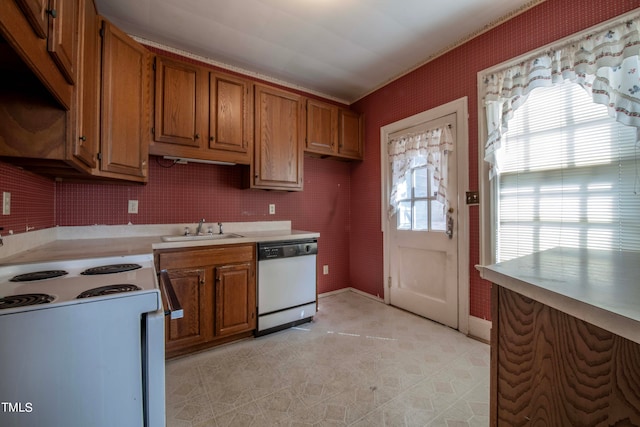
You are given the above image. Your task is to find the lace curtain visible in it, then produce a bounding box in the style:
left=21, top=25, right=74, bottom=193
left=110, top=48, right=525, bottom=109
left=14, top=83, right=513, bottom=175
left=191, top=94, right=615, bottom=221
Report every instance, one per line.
left=388, top=125, right=453, bottom=218
left=480, top=14, right=640, bottom=178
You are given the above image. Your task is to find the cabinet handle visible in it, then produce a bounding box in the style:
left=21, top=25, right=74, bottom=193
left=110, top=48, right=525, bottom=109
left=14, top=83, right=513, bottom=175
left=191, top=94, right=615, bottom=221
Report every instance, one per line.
left=210, top=136, right=215, bottom=142
left=47, top=9, right=57, bottom=18
left=195, top=133, right=200, bottom=139
left=79, top=135, right=86, bottom=141
left=199, top=278, right=205, bottom=285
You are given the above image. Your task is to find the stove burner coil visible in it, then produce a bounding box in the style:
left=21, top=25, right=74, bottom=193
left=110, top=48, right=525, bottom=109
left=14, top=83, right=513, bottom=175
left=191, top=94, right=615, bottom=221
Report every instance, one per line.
left=76, top=284, right=142, bottom=299
left=0, top=293, right=55, bottom=309
left=9, top=270, right=69, bottom=282
left=81, top=264, right=142, bottom=275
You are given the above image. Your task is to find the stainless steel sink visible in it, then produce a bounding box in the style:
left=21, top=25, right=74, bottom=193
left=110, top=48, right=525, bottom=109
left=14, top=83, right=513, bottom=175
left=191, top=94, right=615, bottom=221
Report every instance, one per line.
left=161, top=233, right=243, bottom=242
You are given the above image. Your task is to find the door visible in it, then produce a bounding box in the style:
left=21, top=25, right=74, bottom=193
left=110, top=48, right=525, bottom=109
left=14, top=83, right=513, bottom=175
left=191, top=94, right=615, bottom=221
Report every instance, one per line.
left=306, top=98, right=337, bottom=155
left=388, top=113, right=458, bottom=328
left=215, top=262, right=256, bottom=337
left=100, top=19, right=149, bottom=179
left=209, top=72, right=251, bottom=156
left=154, top=56, right=204, bottom=148
left=73, top=0, right=99, bottom=169
left=252, top=84, right=304, bottom=190
left=47, top=0, right=78, bottom=84
left=338, top=108, right=363, bottom=159
left=163, top=267, right=210, bottom=352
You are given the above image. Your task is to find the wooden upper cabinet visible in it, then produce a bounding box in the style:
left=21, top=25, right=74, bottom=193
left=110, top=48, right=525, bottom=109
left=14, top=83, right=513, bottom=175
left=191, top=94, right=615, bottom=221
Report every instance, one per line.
left=47, top=0, right=78, bottom=84
left=150, top=55, right=252, bottom=164
left=306, top=98, right=337, bottom=156
left=304, top=98, right=363, bottom=160
left=251, top=84, right=304, bottom=191
left=338, top=108, right=364, bottom=159
left=1, top=0, right=73, bottom=109
left=209, top=73, right=252, bottom=156
left=154, top=57, right=204, bottom=148
left=14, top=0, right=48, bottom=38
left=15, top=0, right=80, bottom=84
left=99, top=19, right=149, bottom=181
left=72, top=0, right=99, bottom=169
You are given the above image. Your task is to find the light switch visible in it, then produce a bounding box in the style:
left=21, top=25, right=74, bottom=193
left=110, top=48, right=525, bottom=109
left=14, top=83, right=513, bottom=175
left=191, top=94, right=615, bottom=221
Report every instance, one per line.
left=269, top=204, right=275, bottom=215
left=128, top=200, right=139, bottom=214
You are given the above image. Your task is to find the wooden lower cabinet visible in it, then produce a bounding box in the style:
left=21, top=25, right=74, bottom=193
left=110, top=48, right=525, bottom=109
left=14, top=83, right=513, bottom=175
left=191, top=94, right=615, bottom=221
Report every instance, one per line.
left=215, top=263, right=255, bottom=337
left=491, top=285, right=640, bottom=426
left=164, top=267, right=209, bottom=351
left=157, top=244, right=256, bottom=359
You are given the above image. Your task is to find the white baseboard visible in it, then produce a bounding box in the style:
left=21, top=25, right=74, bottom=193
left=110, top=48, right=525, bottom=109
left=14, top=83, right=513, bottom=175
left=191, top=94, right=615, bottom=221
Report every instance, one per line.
left=468, top=316, right=492, bottom=343
left=319, top=287, right=385, bottom=303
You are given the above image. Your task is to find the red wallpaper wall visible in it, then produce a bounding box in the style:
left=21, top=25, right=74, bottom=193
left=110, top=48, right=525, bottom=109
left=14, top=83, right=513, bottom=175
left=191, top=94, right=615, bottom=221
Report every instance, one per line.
left=0, top=162, right=55, bottom=235
left=350, top=0, right=638, bottom=319
left=2, top=0, right=637, bottom=319
left=54, top=156, right=352, bottom=294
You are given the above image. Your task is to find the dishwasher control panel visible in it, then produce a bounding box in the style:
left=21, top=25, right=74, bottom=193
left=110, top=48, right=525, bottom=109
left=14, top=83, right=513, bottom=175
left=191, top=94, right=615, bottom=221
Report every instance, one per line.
left=258, top=239, right=318, bottom=260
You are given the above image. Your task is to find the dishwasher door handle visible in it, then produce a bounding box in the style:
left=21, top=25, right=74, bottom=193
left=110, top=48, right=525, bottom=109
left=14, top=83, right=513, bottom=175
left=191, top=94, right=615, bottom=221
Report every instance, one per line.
left=158, top=269, right=184, bottom=319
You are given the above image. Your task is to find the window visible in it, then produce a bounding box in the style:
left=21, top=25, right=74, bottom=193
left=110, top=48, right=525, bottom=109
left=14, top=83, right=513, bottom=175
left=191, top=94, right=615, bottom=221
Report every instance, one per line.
left=495, top=82, right=640, bottom=262
left=395, top=161, right=446, bottom=231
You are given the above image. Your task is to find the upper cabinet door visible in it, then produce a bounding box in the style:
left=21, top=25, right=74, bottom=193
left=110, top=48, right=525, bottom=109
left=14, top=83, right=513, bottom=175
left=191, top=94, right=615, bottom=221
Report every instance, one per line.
left=338, top=109, right=364, bottom=159
left=100, top=19, right=149, bottom=180
left=73, top=0, right=99, bottom=169
left=14, top=0, right=48, bottom=38
left=154, top=57, right=205, bottom=148
left=306, top=99, right=337, bottom=156
left=47, top=0, right=78, bottom=84
left=209, top=73, right=252, bottom=156
left=252, top=84, right=304, bottom=191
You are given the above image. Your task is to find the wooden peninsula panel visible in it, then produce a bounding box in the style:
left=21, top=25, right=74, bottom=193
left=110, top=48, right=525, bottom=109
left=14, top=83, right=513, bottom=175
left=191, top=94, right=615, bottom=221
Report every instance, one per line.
left=491, top=285, right=640, bottom=426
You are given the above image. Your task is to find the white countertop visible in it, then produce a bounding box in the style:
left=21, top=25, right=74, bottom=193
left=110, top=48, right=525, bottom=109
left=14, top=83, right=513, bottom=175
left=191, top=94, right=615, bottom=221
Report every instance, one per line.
left=480, top=247, right=640, bottom=345
left=0, top=221, right=320, bottom=265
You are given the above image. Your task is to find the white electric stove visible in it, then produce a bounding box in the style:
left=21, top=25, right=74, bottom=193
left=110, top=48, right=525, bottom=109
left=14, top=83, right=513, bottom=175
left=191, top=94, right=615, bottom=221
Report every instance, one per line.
left=0, top=254, right=167, bottom=427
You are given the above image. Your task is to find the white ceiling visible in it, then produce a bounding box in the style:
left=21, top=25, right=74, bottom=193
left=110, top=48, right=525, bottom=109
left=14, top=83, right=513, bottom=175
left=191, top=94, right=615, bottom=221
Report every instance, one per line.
left=94, top=0, right=540, bottom=103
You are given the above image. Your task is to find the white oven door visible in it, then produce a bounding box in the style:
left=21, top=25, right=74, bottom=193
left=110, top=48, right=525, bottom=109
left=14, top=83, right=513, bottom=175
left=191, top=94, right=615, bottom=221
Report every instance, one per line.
left=0, top=293, right=160, bottom=427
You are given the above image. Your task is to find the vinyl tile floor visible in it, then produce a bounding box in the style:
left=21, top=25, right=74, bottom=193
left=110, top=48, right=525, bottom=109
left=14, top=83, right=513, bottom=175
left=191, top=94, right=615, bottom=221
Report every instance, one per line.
left=165, top=291, right=490, bottom=427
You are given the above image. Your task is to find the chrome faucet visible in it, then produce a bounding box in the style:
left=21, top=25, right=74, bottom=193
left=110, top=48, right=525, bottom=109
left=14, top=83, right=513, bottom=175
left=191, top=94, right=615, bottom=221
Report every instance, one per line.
left=196, top=218, right=206, bottom=235
left=218, top=222, right=223, bottom=235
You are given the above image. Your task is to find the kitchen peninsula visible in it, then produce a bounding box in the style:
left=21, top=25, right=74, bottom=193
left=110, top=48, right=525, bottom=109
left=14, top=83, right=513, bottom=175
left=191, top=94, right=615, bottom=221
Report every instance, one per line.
left=480, top=248, right=640, bottom=426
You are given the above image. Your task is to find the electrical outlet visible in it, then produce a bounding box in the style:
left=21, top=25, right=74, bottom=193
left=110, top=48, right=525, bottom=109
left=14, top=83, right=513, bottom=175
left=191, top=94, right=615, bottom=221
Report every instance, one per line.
left=2, top=192, right=10, bottom=215
left=128, top=200, right=139, bottom=214
left=323, top=265, right=329, bottom=275
left=269, top=204, right=275, bottom=215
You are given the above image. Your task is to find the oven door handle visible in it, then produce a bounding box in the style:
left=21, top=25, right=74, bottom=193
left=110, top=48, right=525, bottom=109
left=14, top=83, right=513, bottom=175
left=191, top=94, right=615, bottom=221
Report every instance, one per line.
left=158, top=269, right=184, bottom=319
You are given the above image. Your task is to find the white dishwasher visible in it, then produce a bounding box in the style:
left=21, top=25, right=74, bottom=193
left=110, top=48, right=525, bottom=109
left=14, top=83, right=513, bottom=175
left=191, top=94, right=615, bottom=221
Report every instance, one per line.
left=256, top=239, right=317, bottom=336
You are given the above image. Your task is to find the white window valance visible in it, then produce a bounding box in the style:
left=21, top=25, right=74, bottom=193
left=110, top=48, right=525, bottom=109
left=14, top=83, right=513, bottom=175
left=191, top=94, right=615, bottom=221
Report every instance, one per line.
left=480, top=13, right=640, bottom=178
left=388, top=125, right=453, bottom=217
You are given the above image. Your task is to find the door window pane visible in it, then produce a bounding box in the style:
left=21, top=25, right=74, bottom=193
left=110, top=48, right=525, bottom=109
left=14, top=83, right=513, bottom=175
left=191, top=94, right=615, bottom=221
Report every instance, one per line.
left=431, top=200, right=446, bottom=231
left=395, top=166, right=445, bottom=232
left=413, top=200, right=428, bottom=230
left=413, top=167, right=428, bottom=198
left=397, top=201, right=411, bottom=230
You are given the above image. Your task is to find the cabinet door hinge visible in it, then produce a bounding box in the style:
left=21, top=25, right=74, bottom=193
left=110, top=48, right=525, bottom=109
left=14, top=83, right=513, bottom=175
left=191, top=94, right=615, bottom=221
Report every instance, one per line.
left=151, top=127, right=155, bottom=135
left=97, top=152, right=103, bottom=160
left=99, top=27, right=104, bottom=38
left=152, top=57, right=156, bottom=71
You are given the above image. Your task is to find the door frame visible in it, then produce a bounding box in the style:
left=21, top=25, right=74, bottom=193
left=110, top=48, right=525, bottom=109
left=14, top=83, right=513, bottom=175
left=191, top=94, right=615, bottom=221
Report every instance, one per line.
left=380, top=97, right=470, bottom=334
